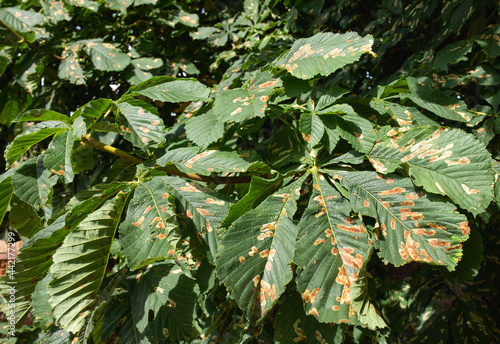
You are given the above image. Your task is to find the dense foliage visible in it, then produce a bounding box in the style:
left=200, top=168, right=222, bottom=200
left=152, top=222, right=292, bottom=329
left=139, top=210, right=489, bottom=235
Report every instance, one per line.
left=1, top=0, right=499, bottom=342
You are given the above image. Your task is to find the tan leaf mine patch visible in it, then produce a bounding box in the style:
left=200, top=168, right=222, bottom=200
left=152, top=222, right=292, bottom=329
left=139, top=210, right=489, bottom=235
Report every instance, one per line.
left=184, top=150, right=217, bottom=168
left=377, top=187, right=406, bottom=195
left=205, top=198, right=224, bottom=205
left=132, top=216, right=145, bottom=227
left=368, top=158, right=387, bottom=173
left=435, top=182, right=446, bottom=194
left=293, top=319, right=307, bottom=342
left=461, top=183, right=479, bottom=194
left=302, top=287, right=320, bottom=304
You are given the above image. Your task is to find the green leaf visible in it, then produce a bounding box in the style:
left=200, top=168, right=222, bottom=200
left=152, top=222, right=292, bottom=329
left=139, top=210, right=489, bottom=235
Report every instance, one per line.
left=5, top=122, right=66, bottom=164
left=9, top=196, right=42, bottom=237
left=223, top=176, right=283, bottom=227
left=465, top=65, right=500, bottom=86
left=440, top=226, right=482, bottom=283
left=119, top=177, right=180, bottom=270
left=33, top=328, right=71, bottom=343
left=406, top=77, right=470, bottom=122
left=65, top=0, right=98, bottom=11
left=190, top=27, right=228, bottom=47
left=320, top=150, right=364, bottom=166
left=433, top=40, right=473, bottom=72
left=105, top=0, right=134, bottom=12
left=131, top=57, right=163, bottom=70
left=41, top=0, right=71, bottom=22
left=448, top=0, right=473, bottom=34
left=72, top=143, right=94, bottom=173
left=0, top=215, right=69, bottom=327
left=84, top=39, right=131, bottom=71
left=258, top=126, right=306, bottom=170
left=170, top=9, right=199, bottom=27
left=319, top=105, right=375, bottom=154
left=64, top=182, right=131, bottom=232
left=350, top=270, right=388, bottom=330
left=116, top=99, right=166, bottom=150
left=0, top=7, right=48, bottom=40
left=184, top=110, right=224, bottom=148
left=31, top=273, right=55, bottom=322
left=15, top=109, right=71, bottom=123
left=126, top=76, right=210, bottom=102
left=157, top=147, right=263, bottom=176
left=126, top=261, right=200, bottom=340
left=322, top=120, right=340, bottom=153
left=0, top=89, right=23, bottom=126
left=71, top=98, right=114, bottom=137
left=294, top=170, right=372, bottom=324
left=44, top=129, right=76, bottom=183
left=474, top=25, right=500, bottom=59
left=0, top=177, right=13, bottom=224
left=300, top=112, right=325, bottom=147
left=165, top=57, right=199, bottom=76
left=96, top=288, right=144, bottom=343
left=102, top=158, right=136, bottom=183
left=330, top=170, right=470, bottom=270
left=166, top=176, right=233, bottom=262
left=58, top=41, right=86, bottom=85
left=11, top=156, right=58, bottom=215
left=79, top=268, right=129, bottom=344
left=274, top=32, right=374, bottom=79
left=316, top=86, right=350, bottom=112
left=372, top=101, right=439, bottom=127
left=58, top=42, right=86, bottom=85
left=48, top=193, right=130, bottom=333
left=213, top=72, right=282, bottom=123
left=274, top=291, right=345, bottom=343
left=493, top=160, right=500, bottom=202
left=216, top=174, right=308, bottom=320
left=368, top=126, right=493, bottom=215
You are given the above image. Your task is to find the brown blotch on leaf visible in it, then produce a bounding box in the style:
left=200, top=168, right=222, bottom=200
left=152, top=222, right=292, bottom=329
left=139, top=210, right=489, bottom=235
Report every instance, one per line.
left=429, top=239, right=451, bottom=247
left=302, top=287, right=320, bottom=304
left=458, top=221, right=470, bottom=236
left=314, top=239, right=325, bottom=245
left=378, top=187, right=406, bottom=195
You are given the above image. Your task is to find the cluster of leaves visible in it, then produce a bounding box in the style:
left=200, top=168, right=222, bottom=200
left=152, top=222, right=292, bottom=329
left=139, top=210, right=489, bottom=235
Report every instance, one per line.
left=1, top=0, right=499, bottom=343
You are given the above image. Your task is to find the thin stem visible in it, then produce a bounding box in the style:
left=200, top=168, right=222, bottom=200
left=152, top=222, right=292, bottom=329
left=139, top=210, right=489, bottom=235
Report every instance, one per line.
left=82, top=134, right=253, bottom=185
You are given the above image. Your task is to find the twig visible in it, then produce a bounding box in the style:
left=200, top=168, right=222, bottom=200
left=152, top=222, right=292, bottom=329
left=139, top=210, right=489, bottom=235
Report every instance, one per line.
left=82, top=134, right=252, bottom=185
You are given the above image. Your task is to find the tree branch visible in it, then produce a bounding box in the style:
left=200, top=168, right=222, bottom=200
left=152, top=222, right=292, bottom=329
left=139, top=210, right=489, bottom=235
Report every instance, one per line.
left=82, top=134, right=252, bottom=185
left=0, top=19, right=63, bottom=61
